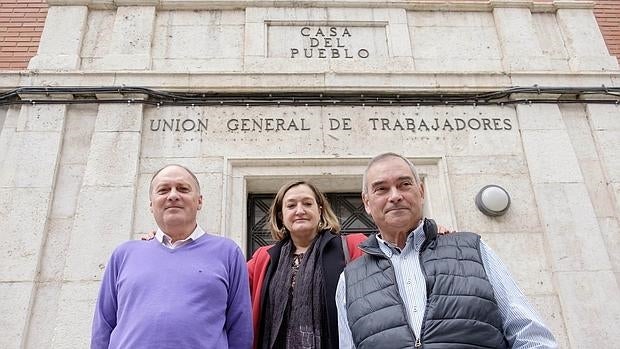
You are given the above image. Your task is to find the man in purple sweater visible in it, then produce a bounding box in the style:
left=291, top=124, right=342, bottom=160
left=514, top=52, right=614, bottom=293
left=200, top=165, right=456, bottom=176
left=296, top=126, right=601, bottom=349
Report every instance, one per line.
left=91, top=164, right=252, bottom=349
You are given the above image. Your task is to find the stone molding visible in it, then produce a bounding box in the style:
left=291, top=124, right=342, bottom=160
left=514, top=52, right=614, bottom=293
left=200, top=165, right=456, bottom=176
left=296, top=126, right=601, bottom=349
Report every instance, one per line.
left=45, top=0, right=595, bottom=12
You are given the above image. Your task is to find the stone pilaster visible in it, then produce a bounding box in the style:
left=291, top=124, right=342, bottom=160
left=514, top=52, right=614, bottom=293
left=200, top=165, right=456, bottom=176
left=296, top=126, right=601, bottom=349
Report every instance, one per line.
left=556, top=8, right=619, bottom=71
left=98, top=6, right=156, bottom=70
left=28, top=6, right=88, bottom=70
left=0, top=105, right=67, bottom=348
left=51, top=104, right=143, bottom=348
left=518, top=104, right=620, bottom=346
left=492, top=6, right=552, bottom=71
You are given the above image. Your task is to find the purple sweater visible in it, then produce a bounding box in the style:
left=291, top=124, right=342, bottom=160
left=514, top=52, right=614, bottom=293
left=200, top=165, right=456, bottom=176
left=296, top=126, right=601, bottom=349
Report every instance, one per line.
left=91, top=233, right=252, bottom=349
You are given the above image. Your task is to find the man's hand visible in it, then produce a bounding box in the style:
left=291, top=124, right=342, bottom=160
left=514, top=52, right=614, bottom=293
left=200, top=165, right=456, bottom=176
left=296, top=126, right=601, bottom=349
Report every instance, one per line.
left=437, top=224, right=455, bottom=235
left=140, top=231, right=156, bottom=241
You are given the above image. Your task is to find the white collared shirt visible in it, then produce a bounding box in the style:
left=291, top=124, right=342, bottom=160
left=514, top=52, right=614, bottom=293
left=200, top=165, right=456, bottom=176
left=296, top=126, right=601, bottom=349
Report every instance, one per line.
left=154, top=225, right=205, bottom=249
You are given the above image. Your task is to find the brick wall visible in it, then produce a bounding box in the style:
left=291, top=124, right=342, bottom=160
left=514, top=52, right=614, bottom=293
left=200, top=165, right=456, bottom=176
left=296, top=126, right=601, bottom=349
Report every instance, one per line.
left=0, top=0, right=47, bottom=70
left=594, top=0, right=620, bottom=62
left=0, top=1, right=618, bottom=70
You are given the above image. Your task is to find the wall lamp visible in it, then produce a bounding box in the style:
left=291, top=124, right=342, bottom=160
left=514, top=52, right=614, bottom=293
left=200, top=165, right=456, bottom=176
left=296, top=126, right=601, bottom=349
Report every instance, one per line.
left=475, top=185, right=511, bottom=216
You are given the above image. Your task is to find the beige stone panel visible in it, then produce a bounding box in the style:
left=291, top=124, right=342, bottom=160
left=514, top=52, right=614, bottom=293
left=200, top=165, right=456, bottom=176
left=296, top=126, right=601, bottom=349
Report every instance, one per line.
left=139, top=156, right=224, bottom=174
left=80, top=10, right=115, bottom=63
left=516, top=104, right=565, bottom=130
left=59, top=105, right=98, bottom=165
left=24, top=282, right=61, bottom=349
left=561, top=104, right=599, bottom=162
left=413, top=58, right=502, bottom=72
left=243, top=22, right=266, bottom=58
left=16, top=105, right=66, bottom=132
left=556, top=9, right=619, bottom=71
left=614, top=183, right=620, bottom=220
left=521, top=130, right=583, bottom=183
left=50, top=281, right=99, bottom=349
left=94, top=104, right=142, bottom=132
left=0, top=106, right=19, bottom=170
left=411, top=26, right=501, bottom=60
left=409, top=10, right=495, bottom=27
left=153, top=25, right=244, bottom=59
left=532, top=13, right=569, bottom=65
left=0, top=132, right=63, bottom=189
left=586, top=104, right=620, bottom=131
left=446, top=155, right=528, bottom=175
left=63, top=186, right=136, bottom=281
left=593, top=130, right=620, bottom=184
left=28, top=6, right=88, bottom=70
left=509, top=72, right=613, bottom=88
left=38, top=218, right=74, bottom=281
left=49, top=164, right=85, bottom=219
left=160, top=9, right=245, bottom=26
left=450, top=174, right=541, bottom=233
left=0, top=282, right=34, bottom=349
left=152, top=58, right=244, bottom=72
left=556, top=271, right=620, bottom=346
left=579, top=160, right=617, bottom=218
left=482, top=232, right=553, bottom=294
left=81, top=132, right=141, bottom=187
left=534, top=183, right=612, bottom=272
left=0, top=188, right=52, bottom=281
left=493, top=7, right=551, bottom=71
left=529, top=294, right=570, bottom=349
left=599, top=217, right=620, bottom=276
left=98, top=6, right=156, bottom=70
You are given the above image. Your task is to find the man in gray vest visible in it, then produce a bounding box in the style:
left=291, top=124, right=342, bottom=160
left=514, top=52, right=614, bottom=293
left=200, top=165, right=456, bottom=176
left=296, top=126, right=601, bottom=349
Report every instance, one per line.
left=336, top=152, right=557, bottom=349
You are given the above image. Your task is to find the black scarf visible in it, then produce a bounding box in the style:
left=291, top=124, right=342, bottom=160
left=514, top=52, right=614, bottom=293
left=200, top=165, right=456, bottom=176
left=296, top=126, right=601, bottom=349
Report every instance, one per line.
left=263, top=233, right=327, bottom=349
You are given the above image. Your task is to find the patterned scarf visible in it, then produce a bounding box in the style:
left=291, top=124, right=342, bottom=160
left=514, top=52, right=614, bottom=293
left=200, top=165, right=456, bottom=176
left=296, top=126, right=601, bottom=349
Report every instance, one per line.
left=263, top=233, right=327, bottom=349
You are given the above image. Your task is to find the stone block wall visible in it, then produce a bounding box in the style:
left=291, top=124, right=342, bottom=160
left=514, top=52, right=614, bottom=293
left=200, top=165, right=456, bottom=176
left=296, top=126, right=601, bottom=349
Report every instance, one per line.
left=0, top=1, right=619, bottom=348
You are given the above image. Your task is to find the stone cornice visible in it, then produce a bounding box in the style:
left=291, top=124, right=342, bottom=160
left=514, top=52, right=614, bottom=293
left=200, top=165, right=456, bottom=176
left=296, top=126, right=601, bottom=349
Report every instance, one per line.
left=0, top=71, right=617, bottom=92
left=43, top=0, right=594, bottom=12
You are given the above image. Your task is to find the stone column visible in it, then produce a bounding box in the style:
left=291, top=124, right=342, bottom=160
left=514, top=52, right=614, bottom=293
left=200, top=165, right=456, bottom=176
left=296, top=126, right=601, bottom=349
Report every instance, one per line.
left=98, top=6, right=156, bottom=70
left=492, top=4, right=552, bottom=71
left=518, top=104, right=620, bottom=346
left=0, top=105, right=67, bottom=348
left=51, top=104, right=143, bottom=348
left=556, top=7, right=619, bottom=71
left=28, top=6, right=88, bottom=70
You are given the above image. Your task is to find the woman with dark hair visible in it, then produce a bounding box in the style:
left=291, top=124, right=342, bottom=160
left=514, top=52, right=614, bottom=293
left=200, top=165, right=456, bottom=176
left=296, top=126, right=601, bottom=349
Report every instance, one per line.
left=247, top=180, right=367, bottom=349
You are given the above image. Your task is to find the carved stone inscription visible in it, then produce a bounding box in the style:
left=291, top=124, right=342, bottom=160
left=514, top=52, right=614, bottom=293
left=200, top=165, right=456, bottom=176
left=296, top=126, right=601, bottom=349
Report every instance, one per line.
left=290, top=26, right=369, bottom=59
left=148, top=116, right=512, bottom=133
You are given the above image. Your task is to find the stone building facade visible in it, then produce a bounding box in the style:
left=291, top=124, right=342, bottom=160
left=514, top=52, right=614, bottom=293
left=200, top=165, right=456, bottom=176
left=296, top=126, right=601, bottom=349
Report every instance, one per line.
left=1, top=0, right=619, bottom=348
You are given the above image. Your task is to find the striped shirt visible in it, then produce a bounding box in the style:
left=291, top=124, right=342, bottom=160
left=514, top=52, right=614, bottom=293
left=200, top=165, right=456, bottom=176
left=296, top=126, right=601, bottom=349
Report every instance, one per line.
left=336, top=220, right=558, bottom=348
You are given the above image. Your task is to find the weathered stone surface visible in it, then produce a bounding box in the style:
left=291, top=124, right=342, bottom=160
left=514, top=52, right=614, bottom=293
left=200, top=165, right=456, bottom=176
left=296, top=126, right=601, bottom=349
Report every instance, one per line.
left=534, top=183, right=612, bottom=272
left=482, top=232, right=553, bottom=294
left=97, top=6, right=156, bottom=70
left=592, top=130, right=620, bottom=184
left=493, top=7, right=551, bottom=71
left=529, top=294, right=570, bottom=349
left=50, top=281, right=99, bottom=349
left=521, top=130, right=583, bottom=184
left=25, top=282, right=61, bottom=349
left=532, top=13, right=570, bottom=70
left=28, top=6, right=87, bottom=70
left=516, top=104, right=565, bottom=130
left=63, top=186, right=136, bottom=281
left=599, top=217, right=620, bottom=276
left=82, top=132, right=141, bottom=187
left=585, top=104, right=620, bottom=131
left=556, top=8, right=619, bottom=71
left=0, top=282, right=34, bottom=349
left=556, top=271, right=620, bottom=347
left=409, top=11, right=502, bottom=72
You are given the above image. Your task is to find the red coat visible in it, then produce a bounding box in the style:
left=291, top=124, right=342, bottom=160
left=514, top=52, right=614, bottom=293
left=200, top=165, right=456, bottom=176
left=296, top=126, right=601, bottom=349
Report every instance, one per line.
left=247, top=232, right=367, bottom=349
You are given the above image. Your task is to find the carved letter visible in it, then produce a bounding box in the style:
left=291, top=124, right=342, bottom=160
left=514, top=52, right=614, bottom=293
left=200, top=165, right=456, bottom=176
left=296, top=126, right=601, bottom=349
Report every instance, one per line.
left=291, top=48, right=299, bottom=58
left=301, top=27, right=310, bottom=36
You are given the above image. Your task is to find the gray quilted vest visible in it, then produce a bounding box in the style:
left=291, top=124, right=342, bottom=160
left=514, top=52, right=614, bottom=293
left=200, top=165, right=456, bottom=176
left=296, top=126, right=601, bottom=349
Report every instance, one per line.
left=344, top=218, right=508, bottom=349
